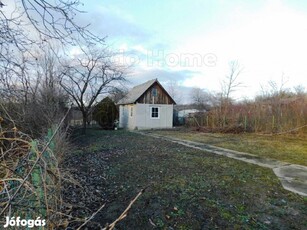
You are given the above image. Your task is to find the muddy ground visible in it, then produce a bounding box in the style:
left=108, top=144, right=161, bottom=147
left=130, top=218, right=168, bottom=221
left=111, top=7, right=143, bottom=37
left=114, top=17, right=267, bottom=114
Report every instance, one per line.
left=60, top=129, right=307, bottom=229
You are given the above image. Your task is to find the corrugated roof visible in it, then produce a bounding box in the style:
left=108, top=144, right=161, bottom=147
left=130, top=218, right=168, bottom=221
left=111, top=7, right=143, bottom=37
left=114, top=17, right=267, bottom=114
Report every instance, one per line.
left=117, top=79, right=157, bottom=105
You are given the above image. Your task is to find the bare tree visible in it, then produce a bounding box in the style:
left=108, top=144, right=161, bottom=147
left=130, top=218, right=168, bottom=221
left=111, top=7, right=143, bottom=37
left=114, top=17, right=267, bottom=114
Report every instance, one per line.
left=293, top=85, right=305, bottom=96
left=0, top=0, right=104, bottom=100
left=167, top=80, right=182, bottom=104
left=191, top=87, right=205, bottom=106
left=0, top=1, right=103, bottom=60
left=258, top=73, right=291, bottom=100
left=0, top=47, right=69, bottom=136
left=221, top=60, right=243, bottom=100
left=190, top=87, right=214, bottom=110
left=0, top=0, right=106, bottom=134
left=60, top=47, right=126, bottom=133
left=108, top=87, right=129, bottom=104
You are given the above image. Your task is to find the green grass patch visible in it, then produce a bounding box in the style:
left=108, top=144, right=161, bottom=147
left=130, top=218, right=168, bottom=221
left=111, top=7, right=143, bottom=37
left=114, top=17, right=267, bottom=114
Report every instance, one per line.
left=64, top=129, right=307, bottom=229
left=151, top=129, right=307, bottom=166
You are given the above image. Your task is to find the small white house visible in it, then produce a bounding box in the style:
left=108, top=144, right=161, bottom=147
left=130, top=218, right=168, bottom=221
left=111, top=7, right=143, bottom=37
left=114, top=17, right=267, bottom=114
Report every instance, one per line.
left=117, top=79, right=176, bottom=130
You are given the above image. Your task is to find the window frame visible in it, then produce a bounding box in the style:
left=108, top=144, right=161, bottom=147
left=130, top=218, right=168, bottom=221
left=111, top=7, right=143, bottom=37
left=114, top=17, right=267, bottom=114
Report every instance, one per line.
left=152, top=87, right=157, bottom=97
left=150, top=106, right=160, bottom=119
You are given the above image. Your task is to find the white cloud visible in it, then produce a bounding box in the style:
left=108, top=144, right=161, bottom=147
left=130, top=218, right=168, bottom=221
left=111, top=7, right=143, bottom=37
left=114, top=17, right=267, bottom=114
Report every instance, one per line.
left=169, top=0, right=307, bottom=97
left=81, top=0, right=307, bottom=102
left=69, top=47, right=83, bottom=57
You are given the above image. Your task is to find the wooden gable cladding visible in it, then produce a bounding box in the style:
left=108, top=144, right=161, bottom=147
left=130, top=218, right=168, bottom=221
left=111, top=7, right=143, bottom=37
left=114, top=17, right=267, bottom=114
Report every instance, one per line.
left=136, top=82, right=175, bottom=104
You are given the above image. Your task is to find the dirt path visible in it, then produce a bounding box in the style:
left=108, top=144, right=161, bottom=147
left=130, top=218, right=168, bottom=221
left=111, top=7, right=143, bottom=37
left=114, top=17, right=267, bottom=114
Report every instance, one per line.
left=138, top=131, right=307, bottom=197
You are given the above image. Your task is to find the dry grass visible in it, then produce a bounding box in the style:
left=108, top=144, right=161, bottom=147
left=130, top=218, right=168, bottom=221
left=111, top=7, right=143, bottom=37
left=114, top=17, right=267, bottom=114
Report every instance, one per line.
left=0, top=111, right=73, bottom=229
left=0, top=129, right=63, bottom=228
left=151, top=128, right=307, bottom=166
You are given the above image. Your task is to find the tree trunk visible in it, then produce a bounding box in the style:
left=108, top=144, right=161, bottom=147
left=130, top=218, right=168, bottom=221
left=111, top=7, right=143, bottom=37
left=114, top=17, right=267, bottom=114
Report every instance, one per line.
left=82, top=113, right=87, bottom=134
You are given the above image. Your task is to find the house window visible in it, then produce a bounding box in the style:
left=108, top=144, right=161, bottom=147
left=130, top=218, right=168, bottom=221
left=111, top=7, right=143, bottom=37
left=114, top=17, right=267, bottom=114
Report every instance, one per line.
left=152, top=87, right=157, bottom=97
left=150, top=107, right=159, bottom=119
left=130, top=107, right=133, bottom=117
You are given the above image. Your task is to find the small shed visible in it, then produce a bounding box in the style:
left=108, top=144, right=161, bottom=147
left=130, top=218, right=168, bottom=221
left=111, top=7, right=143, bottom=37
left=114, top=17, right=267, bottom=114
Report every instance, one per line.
left=117, top=79, right=176, bottom=130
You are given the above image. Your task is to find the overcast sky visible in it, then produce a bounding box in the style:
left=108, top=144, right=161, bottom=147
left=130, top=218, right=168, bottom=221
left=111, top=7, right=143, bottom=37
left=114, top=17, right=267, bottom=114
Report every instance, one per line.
left=79, top=0, right=306, bottom=103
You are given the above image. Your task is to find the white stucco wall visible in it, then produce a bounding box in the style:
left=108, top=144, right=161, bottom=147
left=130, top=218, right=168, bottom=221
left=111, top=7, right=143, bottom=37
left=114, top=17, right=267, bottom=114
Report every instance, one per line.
left=119, top=103, right=173, bottom=130
left=135, top=104, right=173, bottom=130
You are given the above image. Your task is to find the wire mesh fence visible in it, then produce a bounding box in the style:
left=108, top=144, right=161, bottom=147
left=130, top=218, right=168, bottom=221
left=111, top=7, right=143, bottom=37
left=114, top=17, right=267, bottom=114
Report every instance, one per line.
left=0, top=126, right=63, bottom=228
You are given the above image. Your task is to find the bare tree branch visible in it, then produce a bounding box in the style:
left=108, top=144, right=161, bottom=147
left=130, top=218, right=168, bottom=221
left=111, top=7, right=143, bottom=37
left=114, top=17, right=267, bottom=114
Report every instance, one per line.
left=60, top=47, right=126, bottom=133
left=221, top=60, right=244, bottom=100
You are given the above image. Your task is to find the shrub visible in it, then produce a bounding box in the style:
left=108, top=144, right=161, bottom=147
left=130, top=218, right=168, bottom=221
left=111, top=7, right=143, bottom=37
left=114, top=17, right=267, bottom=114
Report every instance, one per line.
left=93, top=97, right=118, bottom=129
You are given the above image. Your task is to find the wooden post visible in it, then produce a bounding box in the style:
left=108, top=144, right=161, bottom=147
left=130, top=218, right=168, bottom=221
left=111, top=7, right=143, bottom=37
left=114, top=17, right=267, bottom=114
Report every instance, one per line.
left=244, top=116, right=247, bottom=132
left=254, top=118, right=256, bottom=133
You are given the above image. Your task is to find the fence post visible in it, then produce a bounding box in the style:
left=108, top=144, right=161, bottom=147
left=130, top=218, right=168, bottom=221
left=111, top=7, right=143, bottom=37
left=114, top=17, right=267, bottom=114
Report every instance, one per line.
left=254, top=118, right=257, bottom=133
left=244, top=116, right=247, bottom=132
left=30, top=140, right=46, bottom=220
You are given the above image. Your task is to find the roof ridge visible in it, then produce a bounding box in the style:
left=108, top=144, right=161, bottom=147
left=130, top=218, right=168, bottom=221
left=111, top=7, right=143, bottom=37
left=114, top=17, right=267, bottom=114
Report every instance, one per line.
left=117, top=78, right=157, bottom=105
left=132, top=78, right=156, bottom=89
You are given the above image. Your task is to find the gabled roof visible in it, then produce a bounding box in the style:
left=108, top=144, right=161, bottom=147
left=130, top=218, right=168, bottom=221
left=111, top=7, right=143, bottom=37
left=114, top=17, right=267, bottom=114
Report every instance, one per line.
left=117, top=79, right=175, bottom=105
